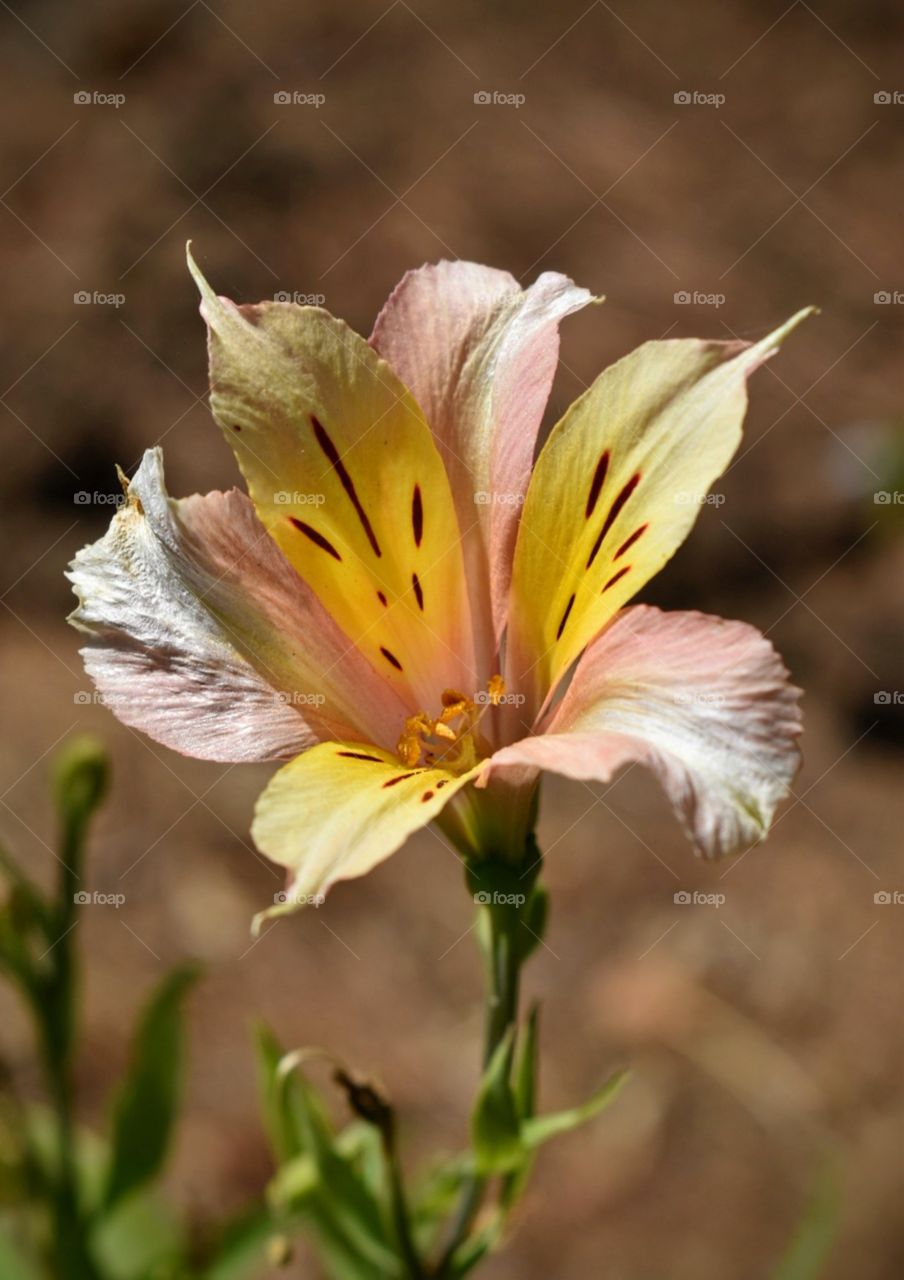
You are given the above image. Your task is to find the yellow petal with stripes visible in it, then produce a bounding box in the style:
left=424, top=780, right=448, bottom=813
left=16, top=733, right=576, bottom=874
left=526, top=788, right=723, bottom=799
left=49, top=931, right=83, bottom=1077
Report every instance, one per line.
left=506, top=310, right=814, bottom=715
left=251, top=741, right=482, bottom=930
left=188, top=247, right=477, bottom=713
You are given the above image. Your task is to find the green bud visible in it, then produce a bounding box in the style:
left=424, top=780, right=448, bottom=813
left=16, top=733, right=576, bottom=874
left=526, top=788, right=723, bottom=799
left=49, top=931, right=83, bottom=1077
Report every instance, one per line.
left=52, top=735, right=109, bottom=826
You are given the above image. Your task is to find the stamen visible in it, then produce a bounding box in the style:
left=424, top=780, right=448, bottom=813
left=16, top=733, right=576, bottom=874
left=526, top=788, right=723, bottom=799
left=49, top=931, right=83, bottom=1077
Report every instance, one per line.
left=487, top=675, right=506, bottom=705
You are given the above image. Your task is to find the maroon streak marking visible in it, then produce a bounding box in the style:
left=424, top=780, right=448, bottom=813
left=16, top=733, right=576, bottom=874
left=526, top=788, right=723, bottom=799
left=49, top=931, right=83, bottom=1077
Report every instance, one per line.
left=602, top=565, right=631, bottom=593
left=614, top=523, right=648, bottom=561
left=412, top=484, right=424, bottom=547
left=337, top=751, right=383, bottom=762
left=311, top=415, right=381, bottom=557
left=380, top=646, right=403, bottom=671
left=412, top=572, right=424, bottom=611
left=382, top=771, right=420, bottom=788
left=586, top=473, right=641, bottom=568
left=556, top=593, right=576, bottom=641
left=585, top=449, right=610, bottom=519
left=288, top=517, right=342, bottom=561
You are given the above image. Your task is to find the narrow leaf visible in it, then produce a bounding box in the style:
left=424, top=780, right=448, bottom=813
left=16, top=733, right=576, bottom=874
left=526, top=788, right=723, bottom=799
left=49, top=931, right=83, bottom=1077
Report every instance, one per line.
left=520, top=1069, right=629, bottom=1150
left=471, top=1029, right=523, bottom=1175
left=103, top=963, right=200, bottom=1208
left=770, top=1158, right=841, bottom=1280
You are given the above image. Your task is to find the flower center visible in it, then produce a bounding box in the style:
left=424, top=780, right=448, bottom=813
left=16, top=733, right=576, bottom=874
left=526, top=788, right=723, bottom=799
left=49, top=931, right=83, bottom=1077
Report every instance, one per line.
left=396, top=675, right=506, bottom=773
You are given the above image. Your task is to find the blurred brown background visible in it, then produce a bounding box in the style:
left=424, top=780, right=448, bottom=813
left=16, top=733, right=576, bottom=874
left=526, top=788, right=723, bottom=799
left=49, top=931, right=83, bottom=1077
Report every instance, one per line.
left=2, top=0, right=904, bottom=1275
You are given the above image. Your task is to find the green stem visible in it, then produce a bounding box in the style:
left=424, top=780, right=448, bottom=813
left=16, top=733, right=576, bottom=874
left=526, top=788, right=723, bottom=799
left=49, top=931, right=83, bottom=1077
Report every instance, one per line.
left=40, top=811, right=101, bottom=1280
left=384, top=1127, right=425, bottom=1280
left=434, top=876, right=526, bottom=1276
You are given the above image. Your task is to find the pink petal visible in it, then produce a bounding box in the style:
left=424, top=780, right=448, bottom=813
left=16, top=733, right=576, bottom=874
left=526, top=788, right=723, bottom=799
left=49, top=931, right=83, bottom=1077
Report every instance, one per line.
left=483, top=606, right=802, bottom=857
left=371, top=260, right=594, bottom=657
left=68, top=449, right=408, bottom=763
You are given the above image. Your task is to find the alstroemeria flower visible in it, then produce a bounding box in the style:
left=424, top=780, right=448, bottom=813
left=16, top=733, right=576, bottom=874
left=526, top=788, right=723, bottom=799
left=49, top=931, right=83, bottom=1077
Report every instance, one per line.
left=68, top=249, right=809, bottom=925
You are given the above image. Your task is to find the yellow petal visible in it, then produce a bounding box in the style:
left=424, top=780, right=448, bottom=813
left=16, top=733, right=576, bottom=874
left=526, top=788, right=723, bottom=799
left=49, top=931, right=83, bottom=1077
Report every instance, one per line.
left=251, top=742, right=481, bottom=930
left=506, top=310, right=814, bottom=714
left=187, top=247, right=477, bottom=711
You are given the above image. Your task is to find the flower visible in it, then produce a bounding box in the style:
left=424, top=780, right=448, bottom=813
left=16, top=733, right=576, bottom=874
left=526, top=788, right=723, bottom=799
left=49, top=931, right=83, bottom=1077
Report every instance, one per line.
left=68, top=247, right=811, bottom=928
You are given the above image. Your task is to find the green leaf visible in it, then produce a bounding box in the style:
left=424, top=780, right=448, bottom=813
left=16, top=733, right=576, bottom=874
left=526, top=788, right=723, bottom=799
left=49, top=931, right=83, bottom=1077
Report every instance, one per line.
left=770, top=1157, right=841, bottom=1280
left=512, top=1004, right=539, bottom=1120
left=471, top=1029, right=522, bottom=1175
left=91, top=1187, right=185, bottom=1280
left=502, top=1006, right=541, bottom=1211
left=259, top=1036, right=403, bottom=1278
left=254, top=1023, right=305, bottom=1164
left=445, top=1208, right=507, bottom=1279
left=103, top=963, right=200, bottom=1209
left=520, top=1069, right=629, bottom=1150
left=199, top=1205, right=280, bottom=1280
left=0, top=1223, right=43, bottom=1280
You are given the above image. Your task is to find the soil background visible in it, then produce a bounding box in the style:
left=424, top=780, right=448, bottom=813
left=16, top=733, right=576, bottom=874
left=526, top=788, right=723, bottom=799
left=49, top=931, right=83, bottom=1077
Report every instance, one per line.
left=1, top=1, right=904, bottom=1276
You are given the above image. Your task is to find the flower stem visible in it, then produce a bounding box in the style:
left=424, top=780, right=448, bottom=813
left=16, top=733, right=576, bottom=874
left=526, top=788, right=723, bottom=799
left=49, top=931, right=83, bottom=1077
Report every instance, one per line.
left=434, top=855, right=535, bottom=1276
